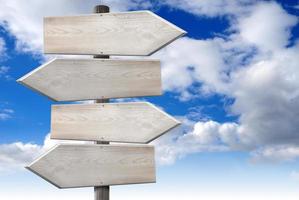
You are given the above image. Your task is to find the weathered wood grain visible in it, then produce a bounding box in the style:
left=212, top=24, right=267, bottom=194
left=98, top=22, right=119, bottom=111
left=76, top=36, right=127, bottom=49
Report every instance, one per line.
left=44, top=11, right=186, bottom=56
left=51, top=102, right=180, bottom=143
left=27, top=144, right=156, bottom=188
left=17, top=58, right=161, bottom=101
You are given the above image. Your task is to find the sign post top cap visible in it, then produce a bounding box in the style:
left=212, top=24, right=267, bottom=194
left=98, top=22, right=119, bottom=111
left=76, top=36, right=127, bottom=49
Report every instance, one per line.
left=94, top=5, right=110, bottom=13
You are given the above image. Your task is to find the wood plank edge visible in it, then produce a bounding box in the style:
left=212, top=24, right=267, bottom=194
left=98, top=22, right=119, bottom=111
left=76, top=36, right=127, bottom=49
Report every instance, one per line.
left=49, top=134, right=148, bottom=144
left=51, top=58, right=161, bottom=62
left=50, top=92, right=162, bottom=102
left=146, top=121, right=181, bottom=144
left=146, top=31, right=187, bottom=56
left=52, top=101, right=157, bottom=108
left=43, top=10, right=169, bottom=19
left=43, top=52, right=162, bottom=56
left=54, top=179, right=157, bottom=189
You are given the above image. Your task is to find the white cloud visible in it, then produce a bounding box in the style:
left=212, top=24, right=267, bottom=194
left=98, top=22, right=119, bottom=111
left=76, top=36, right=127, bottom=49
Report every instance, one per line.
left=153, top=1, right=299, bottom=164
left=0, top=66, right=12, bottom=80
left=236, top=2, right=298, bottom=52
left=160, top=0, right=253, bottom=17
left=229, top=46, right=299, bottom=147
left=0, top=108, right=14, bottom=120
left=154, top=119, right=243, bottom=165
left=0, top=66, right=9, bottom=75
left=154, top=37, right=228, bottom=98
left=0, top=142, right=42, bottom=173
left=112, top=97, right=146, bottom=103
left=251, top=145, right=299, bottom=164
left=0, top=37, right=5, bottom=55
left=2, top=108, right=14, bottom=114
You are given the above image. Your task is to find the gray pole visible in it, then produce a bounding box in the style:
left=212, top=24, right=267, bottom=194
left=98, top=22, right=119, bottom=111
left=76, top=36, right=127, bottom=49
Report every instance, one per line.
left=93, top=4, right=110, bottom=200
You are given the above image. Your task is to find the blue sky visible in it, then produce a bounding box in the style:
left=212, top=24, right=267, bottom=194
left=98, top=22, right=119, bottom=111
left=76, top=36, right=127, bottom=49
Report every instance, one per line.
left=0, top=0, right=299, bottom=199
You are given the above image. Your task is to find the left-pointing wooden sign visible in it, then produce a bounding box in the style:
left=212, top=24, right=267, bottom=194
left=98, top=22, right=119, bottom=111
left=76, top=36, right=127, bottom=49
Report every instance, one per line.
left=17, top=58, right=161, bottom=101
left=27, top=144, right=155, bottom=188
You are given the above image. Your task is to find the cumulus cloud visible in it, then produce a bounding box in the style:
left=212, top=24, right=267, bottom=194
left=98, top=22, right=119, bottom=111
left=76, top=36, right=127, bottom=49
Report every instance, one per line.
left=0, top=142, right=42, bottom=173
left=154, top=118, right=233, bottom=165
left=160, top=0, right=254, bottom=17
left=153, top=1, right=299, bottom=164
left=154, top=37, right=228, bottom=99
left=229, top=46, right=299, bottom=147
left=236, top=2, right=298, bottom=52
left=251, top=145, right=299, bottom=164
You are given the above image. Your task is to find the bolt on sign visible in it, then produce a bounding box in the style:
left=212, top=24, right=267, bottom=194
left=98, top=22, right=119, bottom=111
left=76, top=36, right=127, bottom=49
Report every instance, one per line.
left=18, top=4, right=186, bottom=200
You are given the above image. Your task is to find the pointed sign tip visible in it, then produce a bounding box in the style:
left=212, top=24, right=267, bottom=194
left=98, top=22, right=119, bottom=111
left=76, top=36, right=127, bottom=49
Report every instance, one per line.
left=145, top=10, right=187, bottom=35
left=16, top=75, right=26, bottom=84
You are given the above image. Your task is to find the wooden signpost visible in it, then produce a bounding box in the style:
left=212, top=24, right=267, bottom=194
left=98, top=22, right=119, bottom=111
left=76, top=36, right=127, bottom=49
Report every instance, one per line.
left=18, top=4, right=186, bottom=200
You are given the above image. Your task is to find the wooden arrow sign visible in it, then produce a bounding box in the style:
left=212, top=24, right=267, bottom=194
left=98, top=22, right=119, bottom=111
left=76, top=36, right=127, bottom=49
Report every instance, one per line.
left=17, top=58, right=161, bottom=101
left=44, top=11, right=186, bottom=56
left=51, top=102, right=180, bottom=143
left=27, top=144, right=155, bottom=188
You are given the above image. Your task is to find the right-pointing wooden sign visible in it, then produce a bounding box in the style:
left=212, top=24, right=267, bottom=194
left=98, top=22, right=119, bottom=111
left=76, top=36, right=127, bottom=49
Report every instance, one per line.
left=44, top=11, right=186, bottom=56
left=51, top=102, right=180, bottom=143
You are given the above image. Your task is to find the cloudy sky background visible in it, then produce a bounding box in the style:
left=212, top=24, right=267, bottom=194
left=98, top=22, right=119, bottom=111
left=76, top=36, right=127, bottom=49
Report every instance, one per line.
left=0, top=0, right=299, bottom=199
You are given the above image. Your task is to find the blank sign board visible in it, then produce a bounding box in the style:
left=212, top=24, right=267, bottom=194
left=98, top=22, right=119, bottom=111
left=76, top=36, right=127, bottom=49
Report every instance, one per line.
left=18, top=58, right=161, bottom=101
left=44, top=11, right=186, bottom=56
left=27, top=144, right=156, bottom=188
left=51, top=102, right=180, bottom=143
